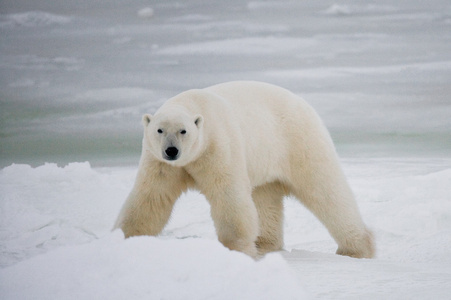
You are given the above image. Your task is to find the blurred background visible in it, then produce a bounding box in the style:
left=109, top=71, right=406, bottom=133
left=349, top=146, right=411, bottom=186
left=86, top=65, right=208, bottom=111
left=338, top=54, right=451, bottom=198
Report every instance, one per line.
left=1, top=0, right=450, bottom=167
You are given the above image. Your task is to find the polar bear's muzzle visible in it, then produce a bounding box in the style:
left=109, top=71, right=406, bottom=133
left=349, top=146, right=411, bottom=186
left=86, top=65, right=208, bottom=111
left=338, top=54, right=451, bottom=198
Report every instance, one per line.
left=163, top=146, right=179, bottom=161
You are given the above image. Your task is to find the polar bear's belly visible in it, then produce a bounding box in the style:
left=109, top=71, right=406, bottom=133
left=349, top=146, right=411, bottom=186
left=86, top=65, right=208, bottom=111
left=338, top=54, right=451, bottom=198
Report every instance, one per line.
left=244, top=138, right=289, bottom=188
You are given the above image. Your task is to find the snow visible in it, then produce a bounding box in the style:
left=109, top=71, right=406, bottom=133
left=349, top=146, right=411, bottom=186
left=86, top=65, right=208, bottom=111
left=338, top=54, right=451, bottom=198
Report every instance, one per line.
left=1, top=160, right=451, bottom=299
left=0, top=163, right=307, bottom=299
left=0, top=231, right=305, bottom=300
left=1, top=0, right=451, bottom=299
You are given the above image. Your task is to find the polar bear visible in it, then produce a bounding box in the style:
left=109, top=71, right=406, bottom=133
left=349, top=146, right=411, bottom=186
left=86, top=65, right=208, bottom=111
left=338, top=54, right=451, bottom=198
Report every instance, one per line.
left=114, top=81, right=375, bottom=258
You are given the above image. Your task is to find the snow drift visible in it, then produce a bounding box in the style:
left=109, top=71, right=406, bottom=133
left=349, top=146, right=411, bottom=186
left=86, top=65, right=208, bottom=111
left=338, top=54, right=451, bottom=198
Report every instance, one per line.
left=0, top=231, right=306, bottom=300
left=1, top=160, right=451, bottom=299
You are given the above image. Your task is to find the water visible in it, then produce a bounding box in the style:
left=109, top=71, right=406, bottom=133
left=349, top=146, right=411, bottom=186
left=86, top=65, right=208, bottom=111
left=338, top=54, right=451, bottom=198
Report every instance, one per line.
left=1, top=0, right=450, bottom=167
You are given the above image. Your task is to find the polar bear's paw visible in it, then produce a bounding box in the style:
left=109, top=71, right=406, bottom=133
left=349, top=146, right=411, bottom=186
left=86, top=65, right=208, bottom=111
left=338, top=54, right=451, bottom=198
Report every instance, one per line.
left=336, top=228, right=375, bottom=259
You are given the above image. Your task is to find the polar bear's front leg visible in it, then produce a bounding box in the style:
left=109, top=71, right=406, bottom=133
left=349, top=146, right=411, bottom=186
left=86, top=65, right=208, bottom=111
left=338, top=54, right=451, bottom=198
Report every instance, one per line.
left=204, top=183, right=259, bottom=258
left=114, top=188, right=179, bottom=238
left=114, top=160, right=188, bottom=238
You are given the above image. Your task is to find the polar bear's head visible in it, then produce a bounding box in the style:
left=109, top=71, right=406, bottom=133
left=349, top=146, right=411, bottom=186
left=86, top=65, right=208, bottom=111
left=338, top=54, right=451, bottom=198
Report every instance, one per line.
left=142, top=110, right=204, bottom=166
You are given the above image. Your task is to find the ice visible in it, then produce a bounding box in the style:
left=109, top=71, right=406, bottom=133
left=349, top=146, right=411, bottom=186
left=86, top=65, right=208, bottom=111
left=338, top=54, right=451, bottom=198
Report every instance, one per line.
left=323, top=4, right=352, bottom=16
left=322, top=4, right=398, bottom=16
left=137, top=7, right=154, bottom=19
left=0, top=11, right=71, bottom=28
left=157, top=37, right=316, bottom=55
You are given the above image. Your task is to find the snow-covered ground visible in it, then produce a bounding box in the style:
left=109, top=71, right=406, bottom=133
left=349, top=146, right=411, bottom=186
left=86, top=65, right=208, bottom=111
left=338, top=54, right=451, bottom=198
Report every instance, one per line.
left=1, top=0, right=451, bottom=299
left=1, top=160, right=451, bottom=299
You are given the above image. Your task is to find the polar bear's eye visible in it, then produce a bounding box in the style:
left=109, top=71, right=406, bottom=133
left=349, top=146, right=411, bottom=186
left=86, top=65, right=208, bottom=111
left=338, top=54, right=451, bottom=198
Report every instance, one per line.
left=157, top=129, right=163, bottom=134
left=180, top=130, right=187, bottom=135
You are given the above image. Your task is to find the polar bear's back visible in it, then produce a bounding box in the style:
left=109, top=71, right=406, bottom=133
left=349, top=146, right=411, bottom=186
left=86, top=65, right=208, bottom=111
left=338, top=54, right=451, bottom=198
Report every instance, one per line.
left=204, top=81, right=329, bottom=186
left=205, top=81, right=301, bottom=113
left=204, top=81, right=324, bottom=142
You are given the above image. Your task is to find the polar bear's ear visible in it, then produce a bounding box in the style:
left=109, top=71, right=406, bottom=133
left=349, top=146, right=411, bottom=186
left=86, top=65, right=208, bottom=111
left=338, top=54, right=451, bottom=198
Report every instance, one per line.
left=142, top=114, right=152, bottom=127
left=194, top=115, right=203, bottom=129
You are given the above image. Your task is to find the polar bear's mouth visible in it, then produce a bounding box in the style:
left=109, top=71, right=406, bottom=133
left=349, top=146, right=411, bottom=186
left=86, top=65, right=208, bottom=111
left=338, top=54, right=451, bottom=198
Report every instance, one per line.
left=163, top=147, right=179, bottom=161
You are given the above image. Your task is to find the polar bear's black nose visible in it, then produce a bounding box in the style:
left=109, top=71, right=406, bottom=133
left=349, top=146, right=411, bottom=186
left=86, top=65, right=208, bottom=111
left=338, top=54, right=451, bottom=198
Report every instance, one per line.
left=165, top=147, right=179, bottom=160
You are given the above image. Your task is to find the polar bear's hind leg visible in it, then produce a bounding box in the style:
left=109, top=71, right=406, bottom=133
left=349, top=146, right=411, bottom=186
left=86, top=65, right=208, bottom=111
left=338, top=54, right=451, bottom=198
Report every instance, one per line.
left=253, top=182, right=287, bottom=256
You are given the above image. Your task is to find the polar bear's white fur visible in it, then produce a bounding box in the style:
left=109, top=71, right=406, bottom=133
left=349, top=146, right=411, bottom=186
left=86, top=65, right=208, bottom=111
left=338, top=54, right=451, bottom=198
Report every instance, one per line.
left=115, top=81, right=375, bottom=258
